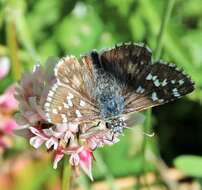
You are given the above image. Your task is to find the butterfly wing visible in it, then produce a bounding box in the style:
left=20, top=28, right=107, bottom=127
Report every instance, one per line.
left=124, top=60, right=194, bottom=113
left=99, top=43, right=195, bottom=113
left=44, top=56, right=101, bottom=124
left=100, top=42, right=152, bottom=83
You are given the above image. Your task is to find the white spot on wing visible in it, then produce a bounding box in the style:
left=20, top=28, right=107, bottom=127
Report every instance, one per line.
left=61, top=114, right=68, bottom=123
left=154, top=79, right=160, bottom=87
left=54, top=59, right=65, bottom=78
left=152, top=75, right=157, bottom=80
left=159, top=99, right=164, bottom=103
left=48, top=91, right=54, bottom=97
left=171, top=80, right=176, bottom=84
left=161, top=79, right=168, bottom=86
left=52, top=109, right=58, bottom=114
left=80, top=100, right=86, bottom=107
left=75, top=110, right=82, bottom=118
left=68, top=99, right=73, bottom=107
left=67, top=93, right=74, bottom=99
left=136, top=86, right=145, bottom=93
left=45, top=113, right=51, bottom=122
left=146, top=73, right=152, bottom=80
left=151, top=92, right=158, bottom=101
left=47, top=97, right=52, bottom=102
left=63, top=102, right=69, bottom=109
left=44, top=107, right=50, bottom=111
left=172, top=88, right=181, bottom=97
left=44, top=102, right=50, bottom=108
left=52, top=84, right=58, bottom=91
left=178, top=79, right=184, bottom=85
left=169, top=63, right=175, bottom=67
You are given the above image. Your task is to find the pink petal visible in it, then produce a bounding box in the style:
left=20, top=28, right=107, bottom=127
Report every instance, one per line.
left=0, top=57, right=10, bottom=79
left=53, top=148, right=64, bottom=169
left=64, top=131, right=74, bottom=142
left=79, top=149, right=93, bottom=181
left=29, top=127, right=49, bottom=139
left=45, top=137, right=58, bottom=150
left=30, top=136, right=45, bottom=149
left=69, top=153, right=80, bottom=166
left=1, top=119, right=18, bottom=134
left=0, top=85, right=18, bottom=110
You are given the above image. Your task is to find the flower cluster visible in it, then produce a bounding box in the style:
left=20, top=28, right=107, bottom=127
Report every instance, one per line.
left=15, top=58, right=120, bottom=180
left=0, top=57, right=18, bottom=151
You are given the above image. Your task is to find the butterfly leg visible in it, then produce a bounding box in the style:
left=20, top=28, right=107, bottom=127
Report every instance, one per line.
left=85, top=121, right=101, bottom=133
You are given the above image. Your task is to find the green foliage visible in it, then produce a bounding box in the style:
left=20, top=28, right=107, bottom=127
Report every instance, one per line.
left=56, top=3, right=103, bottom=55
left=174, top=155, right=202, bottom=178
left=14, top=157, right=58, bottom=190
left=0, top=0, right=202, bottom=189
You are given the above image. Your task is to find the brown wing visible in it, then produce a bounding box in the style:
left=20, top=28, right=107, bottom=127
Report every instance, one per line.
left=124, top=61, right=194, bottom=113
left=44, top=55, right=101, bottom=124
left=99, top=42, right=194, bottom=113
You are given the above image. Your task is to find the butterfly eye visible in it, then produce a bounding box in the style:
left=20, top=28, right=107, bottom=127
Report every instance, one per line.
left=105, top=122, right=111, bottom=129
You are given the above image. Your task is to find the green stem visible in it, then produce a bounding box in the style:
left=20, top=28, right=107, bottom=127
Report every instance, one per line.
left=0, top=45, right=8, bottom=55
left=5, top=0, right=22, bottom=81
left=141, top=109, right=152, bottom=189
left=155, top=0, right=175, bottom=60
left=62, top=157, right=72, bottom=190
left=94, top=151, right=119, bottom=190
left=78, top=173, right=92, bottom=190
left=142, top=0, right=175, bottom=188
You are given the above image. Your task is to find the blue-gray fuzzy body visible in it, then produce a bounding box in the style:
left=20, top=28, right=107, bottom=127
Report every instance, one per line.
left=89, top=50, right=125, bottom=119
left=94, top=69, right=124, bottom=119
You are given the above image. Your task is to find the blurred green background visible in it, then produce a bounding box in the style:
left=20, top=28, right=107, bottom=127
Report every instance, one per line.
left=0, top=0, right=202, bottom=189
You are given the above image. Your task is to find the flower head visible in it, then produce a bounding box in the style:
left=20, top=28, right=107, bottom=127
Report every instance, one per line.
left=0, top=84, right=19, bottom=150
left=15, top=58, right=122, bottom=180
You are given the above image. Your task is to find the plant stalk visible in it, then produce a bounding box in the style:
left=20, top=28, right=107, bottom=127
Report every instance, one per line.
left=155, top=0, right=176, bottom=60
left=5, top=0, right=22, bottom=81
left=142, top=0, right=176, bottom=189
left=62, top=157, right=72, bottom=190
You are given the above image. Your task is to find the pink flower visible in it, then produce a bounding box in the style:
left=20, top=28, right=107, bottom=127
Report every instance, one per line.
left=15, top=59, right=122, bottom=180
left=0, top=85, right=19, bottom=133
left=15, top=59, right=57, bottom=126
left=0, top=57, right=10, bottom=79
left=0, top=85, right=18, bottom=111
left=1, top=118, right=18, bottom=134
left=53, top=147, right=65, bottom=169
left=78, top=148, right=93, bottom=180
left=0, top=84, right=19, bottom=151
left=53, top=146, right=94, bottom=180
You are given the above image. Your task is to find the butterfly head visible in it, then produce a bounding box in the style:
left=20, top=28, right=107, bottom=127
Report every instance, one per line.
left=105, top=117, right=126, bottom=134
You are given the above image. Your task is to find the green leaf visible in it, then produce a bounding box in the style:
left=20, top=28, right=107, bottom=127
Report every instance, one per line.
left=93, top=131, right=155, bottom=179
left=56, top=2, right=103, bottom=55
left=174, top=155, right=202, bottom=177
left=15, top=157, right=58, bottom=190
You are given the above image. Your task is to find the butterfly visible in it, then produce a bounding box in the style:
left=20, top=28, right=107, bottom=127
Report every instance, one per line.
left=44, top=42, right=195, bottom=135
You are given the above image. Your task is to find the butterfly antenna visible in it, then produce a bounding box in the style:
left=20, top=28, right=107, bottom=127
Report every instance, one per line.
left=124, top=125, right=155, bottom=137
left=143, top=131, right=155, bottom=137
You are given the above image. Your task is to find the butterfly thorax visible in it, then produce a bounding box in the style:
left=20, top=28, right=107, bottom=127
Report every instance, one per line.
left=92, top=70, right=125, bottom=119
left=99, top=94, right=124, bottom=118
